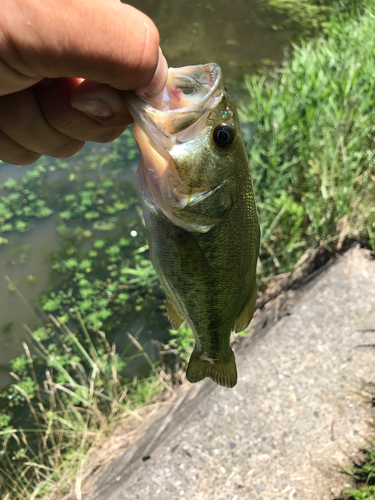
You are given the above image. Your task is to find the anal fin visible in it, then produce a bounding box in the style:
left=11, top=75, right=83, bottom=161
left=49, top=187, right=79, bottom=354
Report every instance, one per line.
left=186, top=347, right=237, bottom=388
left=234, top=284, right=257, bottom=333
left=166, top=297, right=185, bottom=330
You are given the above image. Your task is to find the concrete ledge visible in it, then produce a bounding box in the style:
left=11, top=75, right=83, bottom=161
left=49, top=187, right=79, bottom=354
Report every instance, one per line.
left=87, top=246, right=375, bottom=500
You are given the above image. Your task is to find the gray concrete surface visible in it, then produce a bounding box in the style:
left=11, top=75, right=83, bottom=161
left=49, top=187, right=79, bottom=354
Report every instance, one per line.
left=87, top=246, right=375, bottom=500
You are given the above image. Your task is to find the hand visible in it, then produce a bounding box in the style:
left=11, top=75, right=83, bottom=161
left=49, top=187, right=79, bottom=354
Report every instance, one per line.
left=0, top=0, right=168, bottom=165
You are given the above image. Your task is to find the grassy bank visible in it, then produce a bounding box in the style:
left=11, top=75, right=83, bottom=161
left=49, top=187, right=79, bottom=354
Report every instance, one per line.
left=1, top=0, right=375, bottom=498
left=0, top=316, right=168, bottom=499
left=340, top=441, right=375, bottom=499
left=242, top=7, right=375, bottom=499
left=241, top=4, right=375, bottom=286
left=258, top=0, right=370, bottom=34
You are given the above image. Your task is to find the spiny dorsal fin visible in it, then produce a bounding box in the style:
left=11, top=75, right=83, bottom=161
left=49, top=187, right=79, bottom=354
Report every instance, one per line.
left=186, top=347, right=237, bottom=388
left=234, top=284, right=257, bottom=333
left=166, top=296, right=185, bottom=330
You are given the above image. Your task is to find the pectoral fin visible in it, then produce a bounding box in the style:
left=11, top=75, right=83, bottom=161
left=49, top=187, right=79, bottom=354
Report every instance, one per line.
left=166, top=296, right=185, bottom=330
left=233, top=284, right=257, bottom=333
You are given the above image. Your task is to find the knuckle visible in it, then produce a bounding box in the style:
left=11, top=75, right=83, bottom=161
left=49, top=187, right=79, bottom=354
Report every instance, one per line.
left=47, top=112, right=78, bottom=133
left=95, top=127, right=125, bottom=143
left=50, top=139, right=84, bottom=158
left=0, top=128, right=41, bottom=165
left=16, top=153, right=42, bottom=165
left=0, top=149, right=41, bottom=166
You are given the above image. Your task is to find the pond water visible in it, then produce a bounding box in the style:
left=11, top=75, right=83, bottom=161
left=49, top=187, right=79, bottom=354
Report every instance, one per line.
left=127, top=0, right=290, bottom=87
left=0, top=0, right=292, bottom=389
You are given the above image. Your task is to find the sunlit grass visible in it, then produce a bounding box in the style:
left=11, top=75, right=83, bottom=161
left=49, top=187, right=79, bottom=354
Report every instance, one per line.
left=240, top=5, right=375, bottom=283
left=1, top=2, right=375, bottom=499
left=257, top=0, right=371, bottom=33
left=0, top=317, right=168, bottom=500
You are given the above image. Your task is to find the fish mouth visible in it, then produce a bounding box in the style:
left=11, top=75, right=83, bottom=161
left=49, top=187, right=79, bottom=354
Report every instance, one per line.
left=123, top=63, right=223, bottom=148
left=123, top=64, right=224, bottom=232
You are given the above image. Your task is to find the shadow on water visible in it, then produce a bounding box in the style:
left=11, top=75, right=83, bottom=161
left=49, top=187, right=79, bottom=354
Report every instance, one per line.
left=0, top=0, right=293, bottom=389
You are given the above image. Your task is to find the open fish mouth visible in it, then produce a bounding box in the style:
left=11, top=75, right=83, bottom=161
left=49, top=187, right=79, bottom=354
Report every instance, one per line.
left=123, top=63, right=227, bottom=232
left=124, top=63, right=223, bottom=149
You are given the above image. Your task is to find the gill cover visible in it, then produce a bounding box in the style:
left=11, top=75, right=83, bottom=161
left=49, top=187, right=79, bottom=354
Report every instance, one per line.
left=124, top=64, right=233, bottom=233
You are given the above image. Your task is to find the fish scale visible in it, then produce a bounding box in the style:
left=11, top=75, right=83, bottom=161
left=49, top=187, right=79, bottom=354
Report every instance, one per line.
left=124, top=63, right=260, bottom=388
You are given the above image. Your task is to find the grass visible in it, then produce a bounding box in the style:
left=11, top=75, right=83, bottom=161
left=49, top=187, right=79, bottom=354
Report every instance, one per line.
left=257, top=0, right=370, bottom=34
left=0, top=316, right=169, bottom=500
left=1, top=0, right=375, bottom=498
left=338, top=440, right=375, bottom=499
left=240, top=3, right=375, bottom=286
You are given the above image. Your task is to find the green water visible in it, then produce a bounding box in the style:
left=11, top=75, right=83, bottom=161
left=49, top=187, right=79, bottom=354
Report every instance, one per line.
left=0, top=0, right=292, bottom=388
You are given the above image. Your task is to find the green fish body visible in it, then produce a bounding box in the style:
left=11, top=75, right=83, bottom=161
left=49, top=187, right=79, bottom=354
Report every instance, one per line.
left=124, top=64, right=260, bottom=388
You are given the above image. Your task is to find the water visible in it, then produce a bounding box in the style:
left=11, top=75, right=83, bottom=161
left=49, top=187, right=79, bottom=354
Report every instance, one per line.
left=0, top=0, right=292, bottom=388
left=127, top=0, right=289, bottom=87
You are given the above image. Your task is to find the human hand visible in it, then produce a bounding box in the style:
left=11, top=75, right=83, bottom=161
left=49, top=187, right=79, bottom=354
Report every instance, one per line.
left=0, top=0, right=168, bottom=165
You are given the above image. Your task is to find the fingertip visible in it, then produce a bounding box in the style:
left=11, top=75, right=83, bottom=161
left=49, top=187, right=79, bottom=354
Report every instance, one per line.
left=136, top=49, right=168, bottom=99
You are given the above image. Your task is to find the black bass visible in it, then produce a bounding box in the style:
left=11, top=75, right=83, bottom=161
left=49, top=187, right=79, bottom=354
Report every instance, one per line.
left=124, top=64, right=260, bottom=388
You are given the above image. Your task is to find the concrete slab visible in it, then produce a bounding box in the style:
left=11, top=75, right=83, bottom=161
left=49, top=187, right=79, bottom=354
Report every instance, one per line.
left=87, top=246, right=375, bottom=500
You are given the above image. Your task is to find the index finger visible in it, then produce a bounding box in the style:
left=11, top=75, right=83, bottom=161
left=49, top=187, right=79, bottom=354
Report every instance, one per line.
left=0, top=0, right=167, bottom=94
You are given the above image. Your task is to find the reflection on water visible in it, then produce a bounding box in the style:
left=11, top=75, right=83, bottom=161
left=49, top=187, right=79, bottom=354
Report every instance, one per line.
left=0, top=0, right=291, bottom=388
left=126, top=0, right=290, bottom=87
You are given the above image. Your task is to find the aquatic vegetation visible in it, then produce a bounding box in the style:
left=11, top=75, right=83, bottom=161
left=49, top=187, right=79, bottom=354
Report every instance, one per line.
left=0, top=319, right=166, bottom=499
left=0, top=165, right=54, bottom=234
left=39, top=230, right=162, bottom=331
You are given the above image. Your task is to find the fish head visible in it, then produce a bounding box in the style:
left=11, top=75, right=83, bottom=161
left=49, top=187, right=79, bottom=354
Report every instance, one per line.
left=124, top=63, right=244, bottom=232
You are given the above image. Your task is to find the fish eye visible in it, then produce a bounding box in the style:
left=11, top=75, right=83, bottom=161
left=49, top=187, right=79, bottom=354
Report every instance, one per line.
left=213, top=124, right=235, bottom=149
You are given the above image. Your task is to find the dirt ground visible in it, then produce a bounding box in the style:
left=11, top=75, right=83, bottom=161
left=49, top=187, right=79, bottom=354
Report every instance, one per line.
left=87, top=246, right=375, bottom=500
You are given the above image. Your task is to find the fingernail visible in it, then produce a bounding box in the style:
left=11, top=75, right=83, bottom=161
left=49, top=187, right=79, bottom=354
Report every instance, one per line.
left=71, top=98, right=113, bottom=119
left=137, top=49, right=168, bottom=99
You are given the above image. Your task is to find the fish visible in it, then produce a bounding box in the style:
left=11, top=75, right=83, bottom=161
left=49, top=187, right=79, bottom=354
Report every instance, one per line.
left=124, top=63, right=260, bottom=388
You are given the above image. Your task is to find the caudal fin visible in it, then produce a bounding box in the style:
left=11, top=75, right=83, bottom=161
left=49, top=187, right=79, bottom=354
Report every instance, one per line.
left=186, top=348, right=237, bottom=388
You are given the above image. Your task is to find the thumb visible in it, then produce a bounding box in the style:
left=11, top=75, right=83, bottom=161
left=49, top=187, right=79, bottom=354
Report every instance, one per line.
left=0, top=0, right=167, bottom=96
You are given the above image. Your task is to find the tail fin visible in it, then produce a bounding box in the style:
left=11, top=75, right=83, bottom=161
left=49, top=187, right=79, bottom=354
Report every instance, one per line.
left=186, top=348, right=237, bottom=388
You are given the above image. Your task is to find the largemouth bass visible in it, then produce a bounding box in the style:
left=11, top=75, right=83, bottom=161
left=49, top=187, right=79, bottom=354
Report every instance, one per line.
left=124, top=64, right=260, bottom=388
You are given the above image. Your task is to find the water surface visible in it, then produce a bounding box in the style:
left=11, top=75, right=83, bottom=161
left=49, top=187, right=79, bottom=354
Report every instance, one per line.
left=127, top=0, right=289, bottom=87
left=0, top=0, right=292, bottom=388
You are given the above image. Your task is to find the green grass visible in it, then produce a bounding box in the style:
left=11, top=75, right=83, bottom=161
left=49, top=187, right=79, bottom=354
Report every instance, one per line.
left=1, top=1, right=375, bottom=498
left=339, top=440, right=375, bottom=499
left=0, top=316, right=167, bottom=500
left=257, top=0, right=371, bottom=34
left=240, top=5, right=375, bottom=284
